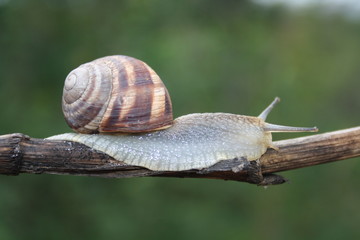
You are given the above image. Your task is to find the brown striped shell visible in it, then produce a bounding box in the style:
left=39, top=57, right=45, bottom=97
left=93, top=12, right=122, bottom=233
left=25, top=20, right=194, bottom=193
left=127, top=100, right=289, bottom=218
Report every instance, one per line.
left=62, top=55, right=173, bottom=134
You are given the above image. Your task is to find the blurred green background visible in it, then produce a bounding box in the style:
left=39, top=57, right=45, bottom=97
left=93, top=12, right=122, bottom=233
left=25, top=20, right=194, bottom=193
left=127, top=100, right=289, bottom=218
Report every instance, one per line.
left=0, top=0, right=359, bottom=239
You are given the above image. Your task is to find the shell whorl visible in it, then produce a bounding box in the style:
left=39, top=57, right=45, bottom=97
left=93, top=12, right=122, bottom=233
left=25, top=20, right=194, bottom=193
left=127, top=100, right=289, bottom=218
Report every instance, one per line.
left=62, top=55, right=173, bottom=133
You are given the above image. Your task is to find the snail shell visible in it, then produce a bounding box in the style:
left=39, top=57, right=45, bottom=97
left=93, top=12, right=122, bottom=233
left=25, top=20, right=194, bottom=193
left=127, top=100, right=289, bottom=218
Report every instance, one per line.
left=62, top=55, right=173, bottom=134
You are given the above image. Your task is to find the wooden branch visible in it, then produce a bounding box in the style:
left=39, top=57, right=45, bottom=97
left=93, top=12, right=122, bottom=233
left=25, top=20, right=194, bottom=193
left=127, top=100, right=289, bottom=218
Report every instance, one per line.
left=1, top=127, right=359, bottom=185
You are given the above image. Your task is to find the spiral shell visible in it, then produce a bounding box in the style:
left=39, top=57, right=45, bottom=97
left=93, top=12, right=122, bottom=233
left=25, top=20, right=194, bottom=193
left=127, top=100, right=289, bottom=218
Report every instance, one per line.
left=62, top=55, right=173, bottom=133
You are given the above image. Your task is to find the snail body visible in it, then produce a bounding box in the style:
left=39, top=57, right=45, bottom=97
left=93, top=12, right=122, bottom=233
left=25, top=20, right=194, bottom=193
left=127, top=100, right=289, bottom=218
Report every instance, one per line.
left=48, top=55, right=317, bottom=171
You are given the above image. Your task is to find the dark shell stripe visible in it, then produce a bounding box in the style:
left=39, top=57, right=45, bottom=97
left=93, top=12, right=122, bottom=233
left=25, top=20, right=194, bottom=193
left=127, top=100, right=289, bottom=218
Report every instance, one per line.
left=99, top=56, right=135, bottom=131
left=164, top=90, right=172, bottom=117
left=108, top=56, right=130, bottom=89
left=132, top=58, right=172, bottom=130
left=122, top=59, right=154, bottom=126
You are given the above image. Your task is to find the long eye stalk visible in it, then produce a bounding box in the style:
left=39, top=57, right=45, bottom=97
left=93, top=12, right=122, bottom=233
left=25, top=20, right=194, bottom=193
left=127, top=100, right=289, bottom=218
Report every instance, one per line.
left=264, top=123, right=318, bottom=133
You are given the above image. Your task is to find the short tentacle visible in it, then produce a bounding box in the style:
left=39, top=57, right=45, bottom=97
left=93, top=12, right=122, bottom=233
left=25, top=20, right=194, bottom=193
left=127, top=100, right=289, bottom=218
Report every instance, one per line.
left=258, top=97, right=280, bottom=121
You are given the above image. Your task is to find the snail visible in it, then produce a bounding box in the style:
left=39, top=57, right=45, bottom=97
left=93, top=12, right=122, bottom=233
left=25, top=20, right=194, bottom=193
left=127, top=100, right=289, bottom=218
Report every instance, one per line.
left=48, top=55, right=318, bottom=171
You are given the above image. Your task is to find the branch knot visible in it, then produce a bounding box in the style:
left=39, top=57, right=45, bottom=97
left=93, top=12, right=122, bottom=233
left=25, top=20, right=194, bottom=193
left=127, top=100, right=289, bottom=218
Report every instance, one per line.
left=0, top=133, right=29, bottom=175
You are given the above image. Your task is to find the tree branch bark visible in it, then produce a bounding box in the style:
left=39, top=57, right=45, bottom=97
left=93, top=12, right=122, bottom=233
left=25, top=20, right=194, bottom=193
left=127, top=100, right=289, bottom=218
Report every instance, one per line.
left=0, top=127, right=359, bottom=185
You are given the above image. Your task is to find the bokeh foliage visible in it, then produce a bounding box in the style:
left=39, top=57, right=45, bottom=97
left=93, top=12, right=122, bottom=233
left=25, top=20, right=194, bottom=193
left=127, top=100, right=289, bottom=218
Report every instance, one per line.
left=0, top=0, right=359, bottom=239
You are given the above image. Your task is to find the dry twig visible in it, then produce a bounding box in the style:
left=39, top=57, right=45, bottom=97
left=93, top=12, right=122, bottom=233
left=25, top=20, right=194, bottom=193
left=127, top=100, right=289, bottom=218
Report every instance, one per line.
left=0, top=127, right=359, bottom=185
